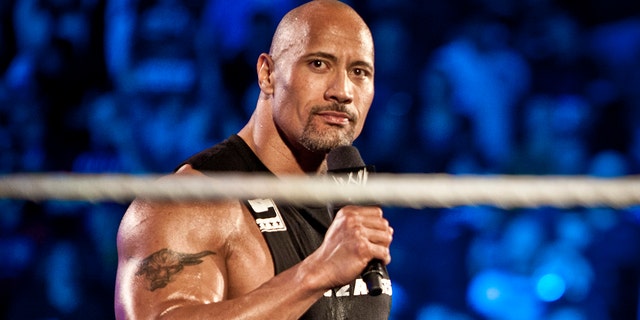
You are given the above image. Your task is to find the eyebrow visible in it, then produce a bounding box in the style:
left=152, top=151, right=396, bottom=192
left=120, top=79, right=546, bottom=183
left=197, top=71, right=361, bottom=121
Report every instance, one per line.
left=304, top=51, right=338, bottom=63
left=304, top=52, right=374, bottom=72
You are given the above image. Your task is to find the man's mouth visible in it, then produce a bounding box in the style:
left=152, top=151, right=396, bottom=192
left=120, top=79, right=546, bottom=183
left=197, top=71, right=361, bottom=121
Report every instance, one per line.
left=316, top=110, right=352, bottom=126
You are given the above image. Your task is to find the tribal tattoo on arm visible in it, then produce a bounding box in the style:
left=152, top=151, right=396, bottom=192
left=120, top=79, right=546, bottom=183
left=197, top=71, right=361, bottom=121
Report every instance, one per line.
left=136, top=248, right=216, bottom=291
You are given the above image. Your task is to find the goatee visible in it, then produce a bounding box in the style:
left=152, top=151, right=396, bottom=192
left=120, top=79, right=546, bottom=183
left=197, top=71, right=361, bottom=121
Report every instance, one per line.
left=299, top=104, right=357, bottom=153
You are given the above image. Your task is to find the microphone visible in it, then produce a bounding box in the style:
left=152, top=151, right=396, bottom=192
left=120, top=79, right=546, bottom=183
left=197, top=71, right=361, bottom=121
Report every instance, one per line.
left=327, top=145, right=384, bottom=296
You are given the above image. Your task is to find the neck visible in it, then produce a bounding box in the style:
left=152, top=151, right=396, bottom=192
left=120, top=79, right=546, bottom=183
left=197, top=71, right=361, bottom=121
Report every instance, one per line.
left=238, top=102, right=327, bottom=176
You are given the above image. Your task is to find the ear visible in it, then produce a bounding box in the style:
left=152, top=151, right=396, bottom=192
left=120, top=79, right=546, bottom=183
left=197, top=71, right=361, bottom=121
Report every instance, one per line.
left=257, top=53, right=275, bottom=95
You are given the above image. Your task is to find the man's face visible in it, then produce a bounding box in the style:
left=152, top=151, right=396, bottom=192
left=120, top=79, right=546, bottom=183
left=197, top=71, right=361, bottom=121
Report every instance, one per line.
left=270, top=19, right=375, bottom=154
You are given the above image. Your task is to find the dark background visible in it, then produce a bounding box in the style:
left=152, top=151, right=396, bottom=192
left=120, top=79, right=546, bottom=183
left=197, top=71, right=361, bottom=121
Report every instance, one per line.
left=1, top=0, right=640, bottom=319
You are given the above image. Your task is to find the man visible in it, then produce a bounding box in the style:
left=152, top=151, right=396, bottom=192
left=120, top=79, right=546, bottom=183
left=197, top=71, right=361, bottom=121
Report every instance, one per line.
left=115, top=1, right=394, bottom=318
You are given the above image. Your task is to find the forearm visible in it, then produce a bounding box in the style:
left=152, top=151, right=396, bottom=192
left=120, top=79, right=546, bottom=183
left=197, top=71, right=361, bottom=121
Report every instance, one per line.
left=157, top=262, right=326, bottom=320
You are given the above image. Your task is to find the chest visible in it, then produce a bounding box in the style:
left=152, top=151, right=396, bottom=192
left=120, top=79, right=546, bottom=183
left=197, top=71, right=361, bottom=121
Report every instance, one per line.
left=242, top=200, right=393, bottom=319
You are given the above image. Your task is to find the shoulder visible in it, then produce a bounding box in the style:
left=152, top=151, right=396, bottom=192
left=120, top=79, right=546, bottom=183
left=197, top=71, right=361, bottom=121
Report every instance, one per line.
left=117, top=165, right=247, bottom=256
left=115, top=165, right=275, bottom=316
left=181, top=135, right=269, bottom=173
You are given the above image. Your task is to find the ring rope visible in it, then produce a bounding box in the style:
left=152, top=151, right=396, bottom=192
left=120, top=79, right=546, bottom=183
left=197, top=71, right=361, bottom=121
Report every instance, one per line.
left=1, top=173, right=640, bottom=209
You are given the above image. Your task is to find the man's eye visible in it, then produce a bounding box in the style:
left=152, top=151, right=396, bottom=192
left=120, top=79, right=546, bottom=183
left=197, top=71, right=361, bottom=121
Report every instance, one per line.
left=353, top=68, right=369, bottom=78
left=311, top=60, right=324, bottom=68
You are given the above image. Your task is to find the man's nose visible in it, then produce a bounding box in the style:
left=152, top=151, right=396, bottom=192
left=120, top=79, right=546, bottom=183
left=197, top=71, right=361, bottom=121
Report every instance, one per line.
left=324, top=71, right=354, bottom=104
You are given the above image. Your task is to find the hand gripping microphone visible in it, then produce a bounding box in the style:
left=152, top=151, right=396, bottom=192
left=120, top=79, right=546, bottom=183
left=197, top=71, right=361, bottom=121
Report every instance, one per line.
left=327, top=145, right=384, bottom=296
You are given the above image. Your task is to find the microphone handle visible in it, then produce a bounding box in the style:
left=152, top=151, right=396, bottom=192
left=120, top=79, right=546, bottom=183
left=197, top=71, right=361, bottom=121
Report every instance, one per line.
left=361, top=259, right=384, bottom=296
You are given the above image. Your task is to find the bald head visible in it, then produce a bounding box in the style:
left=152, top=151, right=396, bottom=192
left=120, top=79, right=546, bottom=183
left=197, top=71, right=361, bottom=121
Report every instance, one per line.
left=248, top=0, right=376, bottom=156
left=269, top=0, right=373, bottom=62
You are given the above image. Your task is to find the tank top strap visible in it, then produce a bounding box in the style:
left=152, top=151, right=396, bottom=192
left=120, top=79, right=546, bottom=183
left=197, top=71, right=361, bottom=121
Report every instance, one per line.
left=244, top=198, right=306, bottom=274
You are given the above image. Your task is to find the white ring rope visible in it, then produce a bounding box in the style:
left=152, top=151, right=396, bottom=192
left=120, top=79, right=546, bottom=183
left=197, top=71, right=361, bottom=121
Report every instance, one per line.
left=1, top=173, right=640, bottom=209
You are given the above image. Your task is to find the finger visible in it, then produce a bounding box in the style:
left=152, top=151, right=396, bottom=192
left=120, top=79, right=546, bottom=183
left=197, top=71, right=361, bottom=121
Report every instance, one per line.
left=338, top=206, right=387, bottom=229
left=360, top=213, right=390, bottom=232
left=339, top=205, right=383, bottom=218
left=367, top=241, right=392, bottom=265
left=363, top=225, right=393, bottom=246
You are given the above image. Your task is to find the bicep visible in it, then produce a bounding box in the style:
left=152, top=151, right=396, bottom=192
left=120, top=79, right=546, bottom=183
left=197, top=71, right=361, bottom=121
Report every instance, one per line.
left=116, top=248, right=227, bottom=319
left=115, top=201, right=229, bottom=319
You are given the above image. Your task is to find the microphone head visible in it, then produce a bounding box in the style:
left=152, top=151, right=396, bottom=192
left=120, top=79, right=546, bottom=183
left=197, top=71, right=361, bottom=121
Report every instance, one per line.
left=327, top=145, right=365, bottom=171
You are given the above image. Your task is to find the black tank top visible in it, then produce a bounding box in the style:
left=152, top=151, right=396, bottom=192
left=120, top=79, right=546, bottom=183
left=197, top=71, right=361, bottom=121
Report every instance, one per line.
left=181, top=135, right=392, bottom=319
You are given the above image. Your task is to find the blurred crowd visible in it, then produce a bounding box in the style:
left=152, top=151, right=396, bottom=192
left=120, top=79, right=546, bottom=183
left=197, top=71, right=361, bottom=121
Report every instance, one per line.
left=1, top=0, right=640, bottom=319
